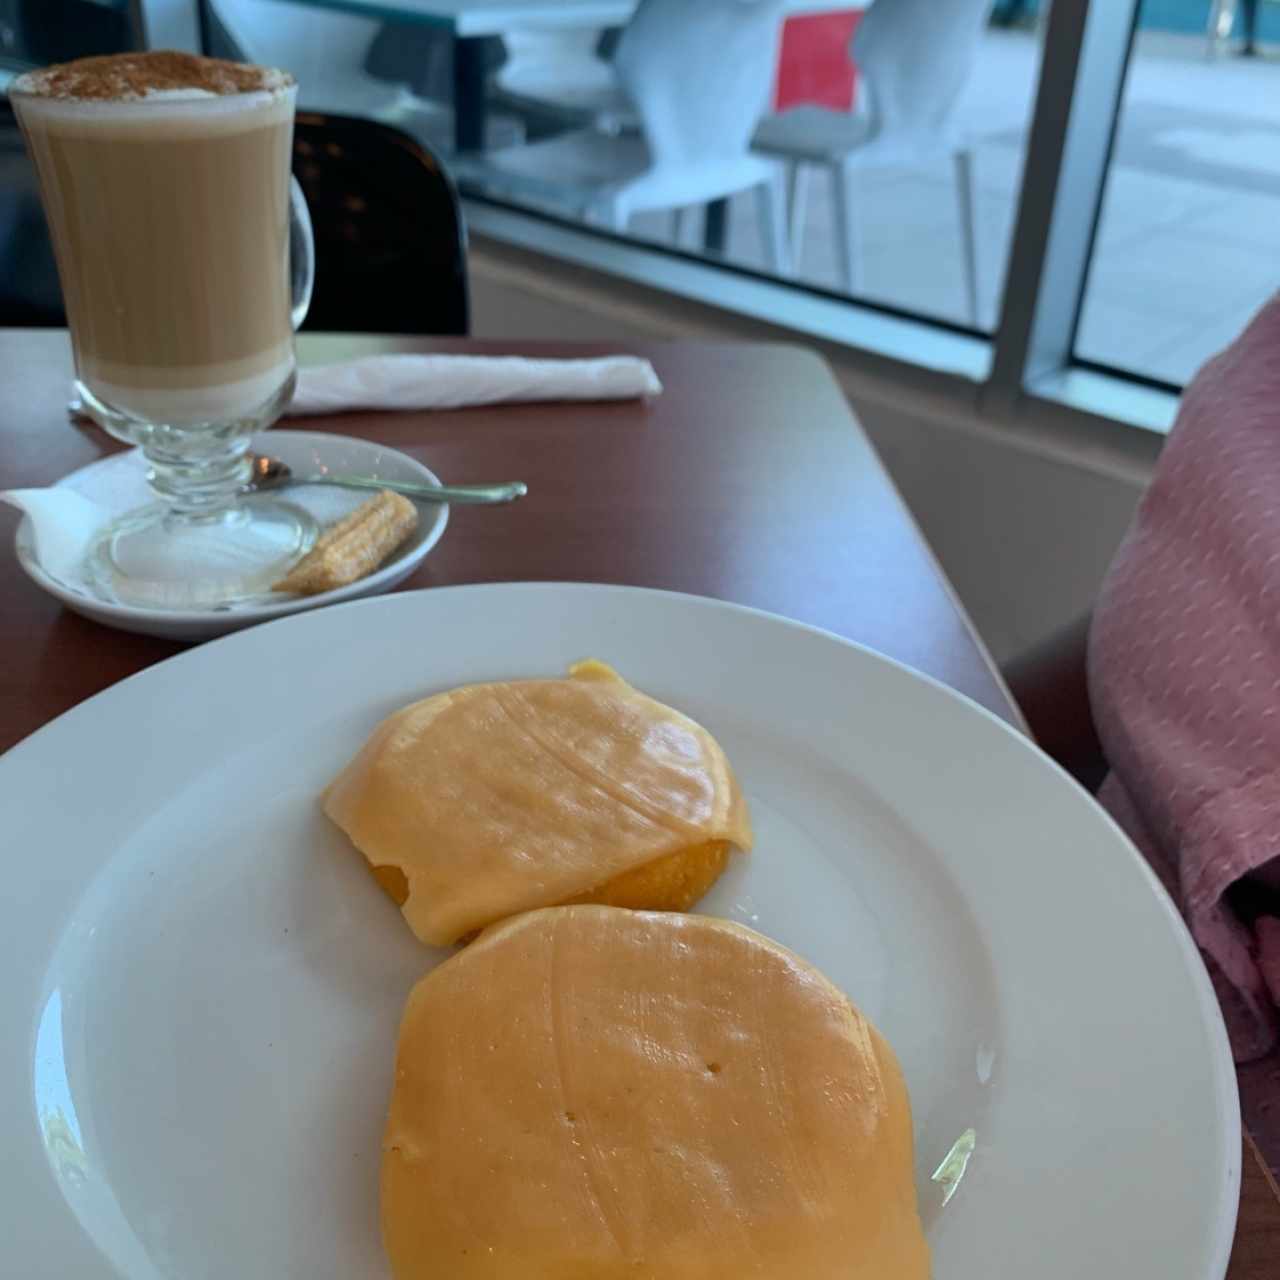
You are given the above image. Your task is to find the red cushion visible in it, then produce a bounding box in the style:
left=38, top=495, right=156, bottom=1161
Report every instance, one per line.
left=773, top=11, right=862, bottom=112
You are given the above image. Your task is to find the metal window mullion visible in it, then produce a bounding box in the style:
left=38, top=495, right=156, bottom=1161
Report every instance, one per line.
left=984, top=0, right=1141, bottom=414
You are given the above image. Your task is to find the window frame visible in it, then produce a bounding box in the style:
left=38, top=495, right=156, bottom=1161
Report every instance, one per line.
left=985, top=0, right=1146, bottom=405
left=464, top=0, right=1182, bottom=458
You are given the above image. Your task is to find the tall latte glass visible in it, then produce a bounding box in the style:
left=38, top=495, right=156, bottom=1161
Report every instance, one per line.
left=12, top=52, right=316, bottom=609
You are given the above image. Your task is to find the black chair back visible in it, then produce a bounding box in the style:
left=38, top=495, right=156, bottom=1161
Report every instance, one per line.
left=293, top=112, right=469, bottom=336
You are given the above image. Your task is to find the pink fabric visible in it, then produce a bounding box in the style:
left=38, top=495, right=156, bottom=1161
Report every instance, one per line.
left=1089, top=291, right=1280, bottom=1067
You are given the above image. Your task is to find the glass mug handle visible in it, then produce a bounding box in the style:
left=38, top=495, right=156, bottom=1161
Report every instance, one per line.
left=288, top=176, right=314, bottom=332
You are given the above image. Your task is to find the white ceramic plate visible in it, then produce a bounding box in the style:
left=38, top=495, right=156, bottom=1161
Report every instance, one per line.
left=1, top=584, right=1239, bottom=1279
left=13, top=430, right=449, bottom=642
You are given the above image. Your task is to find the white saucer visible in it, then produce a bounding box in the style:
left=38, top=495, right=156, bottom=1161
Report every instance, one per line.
left=13, top=430, right=449, bottom=643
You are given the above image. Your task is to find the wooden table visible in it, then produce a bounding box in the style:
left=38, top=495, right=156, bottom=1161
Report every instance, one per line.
left=272, top=0, right=862, bottom=250
left=1, top=331, right=1276, bottom=1275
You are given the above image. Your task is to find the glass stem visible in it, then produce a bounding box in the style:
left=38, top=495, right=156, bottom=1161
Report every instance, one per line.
left=145, top=440, right=251, bottom=524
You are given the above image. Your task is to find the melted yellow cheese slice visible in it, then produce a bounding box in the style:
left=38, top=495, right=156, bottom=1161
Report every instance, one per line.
left=322, top=663, right=752, bottom=946
left=383, top=906, right=930, bottom=1279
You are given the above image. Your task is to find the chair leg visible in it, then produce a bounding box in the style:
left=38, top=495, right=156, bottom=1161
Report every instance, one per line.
left=954, top=148, right=979, bottom=327
left=670, top=206, right=690, bottom=247
left=1207, top=0, right=1236, bottom=55
left=785, top=161, right=812, bottom=269
left=587, top=195, right=628, bottom=233
left=830, top=160, right=860, bottom=295
left=755, top=171, right=792, bottom=276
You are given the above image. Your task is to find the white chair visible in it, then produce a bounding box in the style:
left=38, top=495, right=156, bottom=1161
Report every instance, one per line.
left=753, top=0, right=993, bottom=322
left=494, top=29, right=618, bottom=120
left=469, top=0, right=792, bottom=273
left=491, top=29, right=640, bottom=138
left=209, top=0, right=522, bottom=153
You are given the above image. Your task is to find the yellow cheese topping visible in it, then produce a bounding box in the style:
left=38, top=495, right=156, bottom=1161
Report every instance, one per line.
left=322, top=663, right=753, bottom=945
left=382, top=906, right=929, bottom=1279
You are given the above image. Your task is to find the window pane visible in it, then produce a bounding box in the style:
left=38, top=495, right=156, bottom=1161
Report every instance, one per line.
left=449, top=2, right=1046, bottom=335
left=1075, top=1, right=1280, bottom=387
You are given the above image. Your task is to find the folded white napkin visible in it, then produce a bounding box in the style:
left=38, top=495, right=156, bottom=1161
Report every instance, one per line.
left=288, top=354, right=662, bottom=417
left=3, top=488, right=109, bottom=588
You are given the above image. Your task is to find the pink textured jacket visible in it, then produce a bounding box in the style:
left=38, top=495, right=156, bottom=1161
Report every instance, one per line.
left=1089, top=292, right=1280, bottom=1066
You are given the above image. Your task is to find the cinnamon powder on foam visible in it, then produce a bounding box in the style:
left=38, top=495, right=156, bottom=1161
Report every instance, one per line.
left=15, top=51, right=292, bottom=101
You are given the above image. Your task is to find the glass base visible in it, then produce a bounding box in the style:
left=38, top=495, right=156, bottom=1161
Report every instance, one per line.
left=88, top=495, right=317, bottom=611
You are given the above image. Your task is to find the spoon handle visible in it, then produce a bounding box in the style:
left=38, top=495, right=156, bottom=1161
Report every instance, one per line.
left=309, top=475, right=527, bottom=505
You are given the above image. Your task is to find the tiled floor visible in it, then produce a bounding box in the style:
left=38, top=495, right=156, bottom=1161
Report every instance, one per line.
left=611, top=30, right=1280, bottom=387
